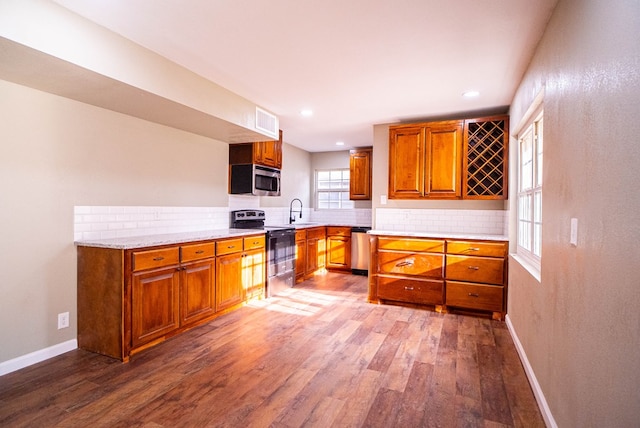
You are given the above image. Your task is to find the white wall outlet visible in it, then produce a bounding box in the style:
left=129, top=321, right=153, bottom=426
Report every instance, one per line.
left=380, top=195, right=387, bottom=205
left=570, top=218, right=578, bottom=246
left=58, top=312, right=70, bottom=329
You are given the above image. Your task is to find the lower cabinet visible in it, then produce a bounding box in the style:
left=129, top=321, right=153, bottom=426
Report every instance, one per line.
left=326, top=226, right=351, bottom=272
left=77, top=233, right=265, bottom=362
left=369, top=235, right=508, bottom=319
left=294, top=226, right=327, bottom=283
left=131, top=266, right=181, bottom=349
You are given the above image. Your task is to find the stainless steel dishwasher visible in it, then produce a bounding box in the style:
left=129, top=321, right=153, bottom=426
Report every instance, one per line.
left=351, top=226, right=371, bottom=275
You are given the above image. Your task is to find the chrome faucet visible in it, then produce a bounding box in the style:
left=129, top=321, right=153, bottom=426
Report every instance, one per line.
left=289, top=198, right=303, bottom=224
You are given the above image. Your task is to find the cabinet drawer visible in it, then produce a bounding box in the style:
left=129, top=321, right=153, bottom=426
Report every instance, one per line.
left=446, top=281, right=503, bottom=312
left=295, top=230, right=307, bottom=242
left=445, top=255, right=504, bottom=285
left=216, top=238, right=244, bottom=256
left=180, top=242, right=215, bottom=263
left=377, top=275, right=444, bottom=305
left=244, top=235, right=265, bottom=250
left=306, top=227, right=326, bottom=240
left=378, top=237, right=444, bottom=253
left=378, top=251, right=444, bottom=278
left=446, top=240, right=507, bottom=257
left=326, top=226, right=351, bottom=236
left=132, top=247, right=180, bottom=272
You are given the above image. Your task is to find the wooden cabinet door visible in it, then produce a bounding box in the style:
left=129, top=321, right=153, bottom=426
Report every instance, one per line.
left=252, top=130, right=282, bottom=169
left=131, top=267, right=180, bottom=348
left=215, top=252, right=244, bottom=312
left=180, top=259, right=215, bottom=326
left=305, top=238, right=319, bottom=278
left=295, top=237, right=306, bottom=283
left=350, top=148, right=372, bottom=200
left=424, top=121, right=463, bottom=198
left=243, top=248, right=265, bottom=299
left=326, top=234, right=351, bottom=270
left=388, top=125, right=425, bottom=199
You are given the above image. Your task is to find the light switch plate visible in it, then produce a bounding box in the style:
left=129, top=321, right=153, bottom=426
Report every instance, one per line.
left=570, top=218, right=578, bottom=246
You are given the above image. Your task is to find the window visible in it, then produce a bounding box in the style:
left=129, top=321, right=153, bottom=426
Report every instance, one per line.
left=316, top=169, right=354, bottom=210
left=517, top=110, right=543, bottom=267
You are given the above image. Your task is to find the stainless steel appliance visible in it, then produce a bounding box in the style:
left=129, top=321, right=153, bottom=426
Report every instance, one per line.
left=229, top=164, right=281, bottom=196
left=351, top=226, right=371, bottom=275
left=230, top=210, right=295, bottom=296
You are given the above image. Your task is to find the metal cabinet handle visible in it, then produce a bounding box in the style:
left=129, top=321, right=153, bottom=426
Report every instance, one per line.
left=227, top=245, right=235, bottom=249
left=404, top=286, right=414, bottom=291
left=467, top=266, right=480, bottom=270
left=152, top=256, right=164, bottom=261
left=466, top=247, right=480, bottom=252
left=468, top=293, right=480, bottom=297
left=396, top=260, right=414, bottom=267
left=195, top=250, right=205, bottom=254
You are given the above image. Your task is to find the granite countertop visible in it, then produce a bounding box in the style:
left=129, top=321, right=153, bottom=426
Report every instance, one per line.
left=368, top=229, right=509, bottom=241
left=74, top=228, right=266, bottom=250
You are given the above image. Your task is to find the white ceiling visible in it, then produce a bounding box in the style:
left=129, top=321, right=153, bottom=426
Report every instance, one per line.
left=51, top=0, right=558, bottom=153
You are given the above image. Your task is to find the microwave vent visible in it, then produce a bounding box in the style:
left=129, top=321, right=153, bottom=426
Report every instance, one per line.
left=255, top=107, right=279, bottom=138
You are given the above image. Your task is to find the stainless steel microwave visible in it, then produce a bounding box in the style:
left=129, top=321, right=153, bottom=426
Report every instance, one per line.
left=229, top=164, right=281, bottom=196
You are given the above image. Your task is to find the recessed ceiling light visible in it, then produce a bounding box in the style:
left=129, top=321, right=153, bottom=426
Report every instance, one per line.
left=300, top=109, right=313, bottom=117
left=463, top=91, right=480, bottom=98
left=336, top=141, right=344, bottom=146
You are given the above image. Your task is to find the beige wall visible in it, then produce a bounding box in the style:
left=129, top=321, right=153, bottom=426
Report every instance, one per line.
left=507, top=0, right=640, bottom=426
left=0, top=79, right=230, bottom=362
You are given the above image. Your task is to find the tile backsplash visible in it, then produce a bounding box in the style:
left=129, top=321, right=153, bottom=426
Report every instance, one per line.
left=375, top=208, right=507, bottom=236
left=74, top=206, right=230, bottom=241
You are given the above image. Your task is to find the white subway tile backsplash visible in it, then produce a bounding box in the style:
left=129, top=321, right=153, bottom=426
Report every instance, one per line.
left=375, top=208, right=507, bottom=236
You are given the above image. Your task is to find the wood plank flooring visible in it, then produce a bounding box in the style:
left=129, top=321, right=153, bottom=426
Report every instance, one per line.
left=0, top=273, right=544, bottom=427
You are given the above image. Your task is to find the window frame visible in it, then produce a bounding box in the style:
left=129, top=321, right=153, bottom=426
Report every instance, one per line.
left=517, top=109, right=543, bottom=269
left=315, top=168, right=354, bottom=210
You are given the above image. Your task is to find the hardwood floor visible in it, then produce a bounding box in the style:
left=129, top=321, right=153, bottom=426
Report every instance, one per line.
left=0, top=273, right=544, bottom=427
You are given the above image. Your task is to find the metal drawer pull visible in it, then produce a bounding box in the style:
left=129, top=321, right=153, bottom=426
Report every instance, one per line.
left=468, top=293, right=480, bottom=297
left=396, top=260, right=414, bottom=267
left=467, top=247, right=480, bottom=251
left=404, top=286, right=414, bottom=291
left=253, top=241, right=260, bottom=245
left=227, top=245, right=235, bottom=249
left=195, top=250, right=205, bottom=254
left=467, top=266, right=480, bottom=270
left=152, top=256, right=165, bottom=261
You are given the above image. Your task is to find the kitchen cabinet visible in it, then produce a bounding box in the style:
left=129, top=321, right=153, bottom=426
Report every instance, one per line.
left=444, top=239, right=508, bottom=319
left=229, top=129, right=282, bottom=169
left=369, top=234, right=508, bottom=319
left=215, top=237, right=245, bottom=312
left=463, top=115, right=509, bottom=199
left=369, top=236, right=445, bottom=309
left=388, top=120, right=462, bottom=199
left=180, top=242, right=216, bottom=326
left=388, top=115, right=508, bottom=200
left=305, top=226, right=326, bottom=279
left=242, top=236, right=266, bottom=300
left=77, top=233, right=265, bottom=361
left=349, top=148, right=372, bottom=200
left=295, top=229, right=306, bottom=284
left=326, top=226, right=352, bottom=272
left=294, top=226, right=327, bottom=282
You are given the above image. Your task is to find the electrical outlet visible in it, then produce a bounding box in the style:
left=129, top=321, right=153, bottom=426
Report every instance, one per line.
left=58, top=312, right=70, bottom=329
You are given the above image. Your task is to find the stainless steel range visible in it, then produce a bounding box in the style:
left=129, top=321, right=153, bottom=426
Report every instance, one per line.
left=230, top=210, right=296, bottom=297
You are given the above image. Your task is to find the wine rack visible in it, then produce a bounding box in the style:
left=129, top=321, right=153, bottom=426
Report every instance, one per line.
left=463, top=116, right=509, bottom=199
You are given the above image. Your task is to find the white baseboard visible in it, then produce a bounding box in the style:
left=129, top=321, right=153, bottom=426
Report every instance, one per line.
left=505, top=314, right=557, bottom=428
left=0, top=339, right=78, bottom=377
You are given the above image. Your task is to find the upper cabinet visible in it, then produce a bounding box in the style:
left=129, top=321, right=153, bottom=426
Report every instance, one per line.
left=349, top=147, right=372, bottom=200
left=388, top=115, right=508, bottom=200
left=229, top=129, right=283, bottom=169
